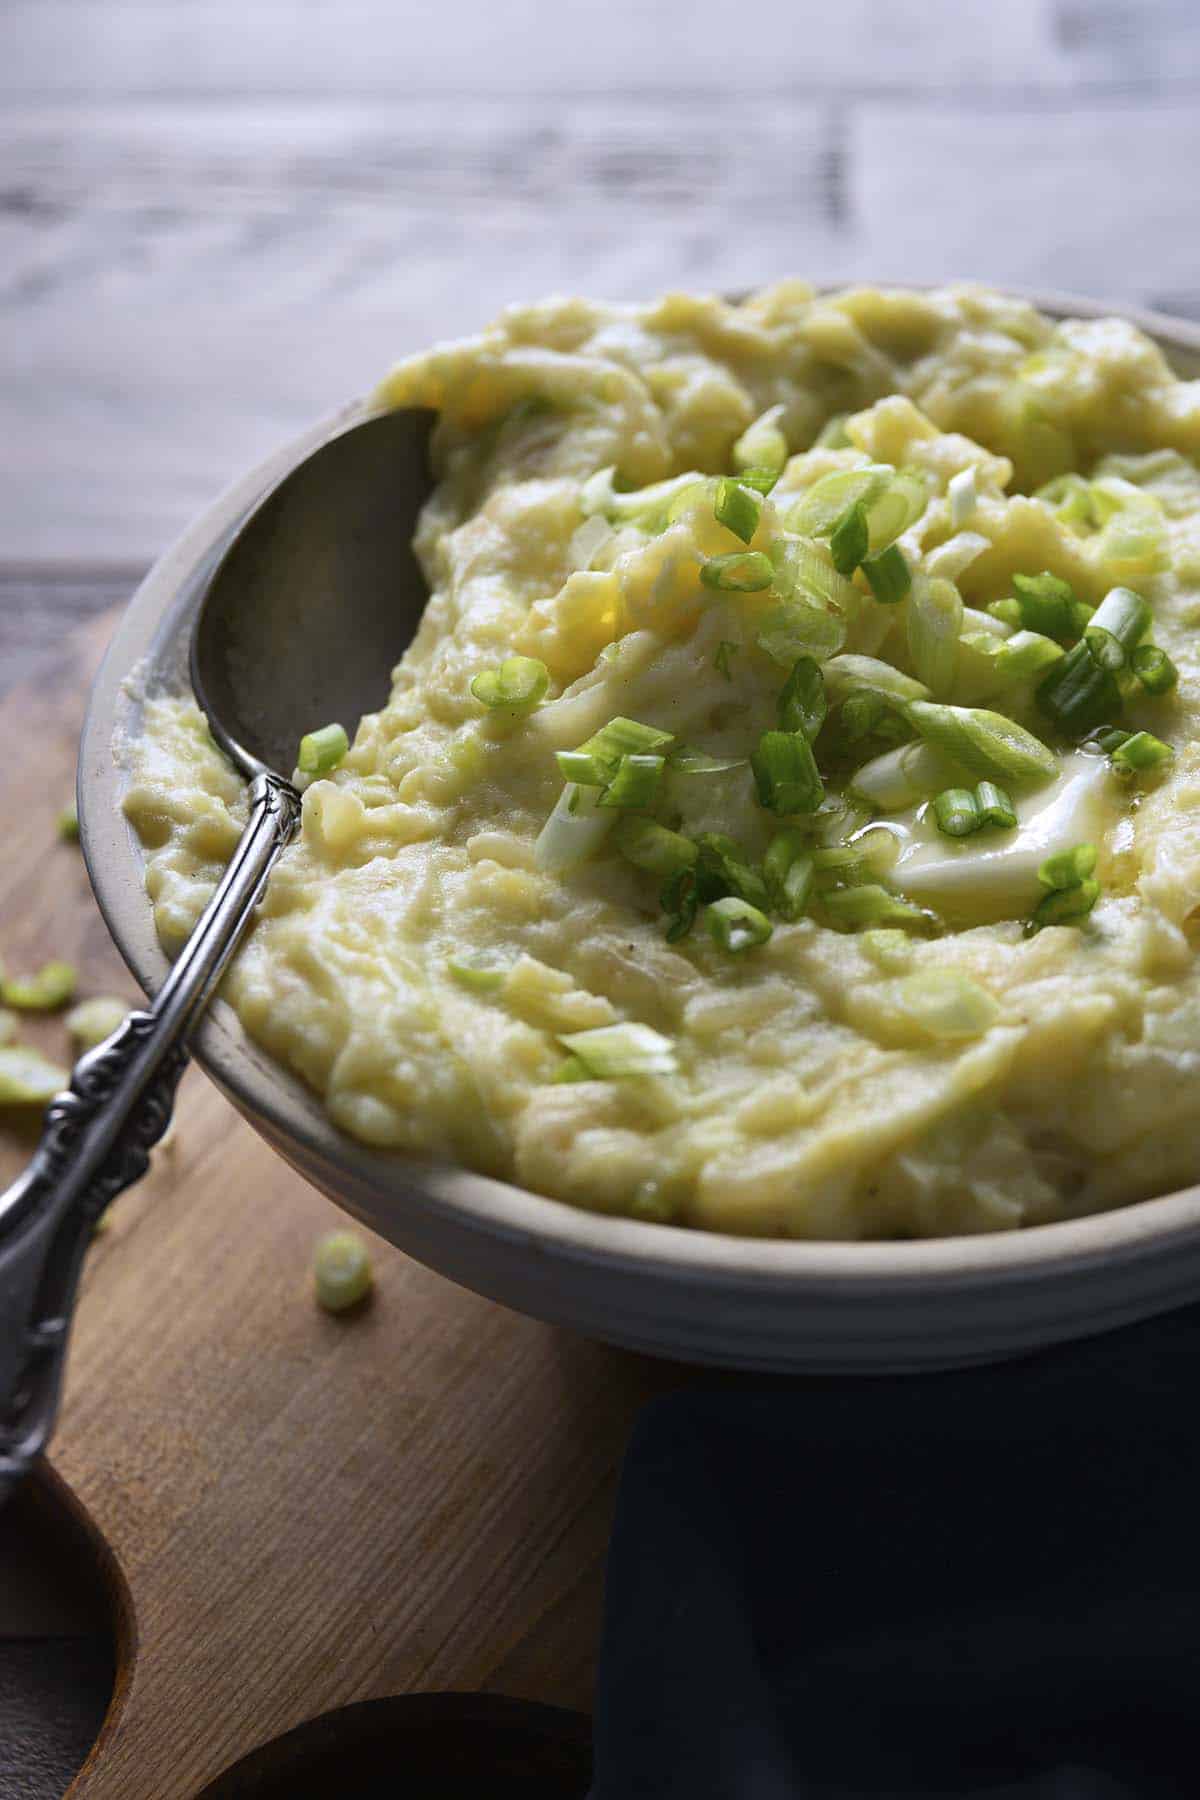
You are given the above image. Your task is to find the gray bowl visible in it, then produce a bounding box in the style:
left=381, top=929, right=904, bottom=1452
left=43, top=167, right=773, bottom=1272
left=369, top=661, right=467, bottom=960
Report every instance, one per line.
left=79, top=288, right=1200, bottom=1374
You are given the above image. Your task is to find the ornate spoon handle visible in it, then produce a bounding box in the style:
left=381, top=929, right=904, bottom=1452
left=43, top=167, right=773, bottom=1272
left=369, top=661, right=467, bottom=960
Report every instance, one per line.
left=0, top=772, right=300, bottom=1502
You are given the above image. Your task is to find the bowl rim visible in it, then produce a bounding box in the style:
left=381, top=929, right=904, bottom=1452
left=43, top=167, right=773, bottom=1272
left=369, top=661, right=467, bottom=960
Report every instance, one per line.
left=78, top=280, right=1200, bottom=1295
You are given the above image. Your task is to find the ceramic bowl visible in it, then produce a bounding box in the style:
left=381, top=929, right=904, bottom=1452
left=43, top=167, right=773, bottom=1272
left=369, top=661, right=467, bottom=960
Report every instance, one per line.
left=78, top=287, right=1200, bottom=1374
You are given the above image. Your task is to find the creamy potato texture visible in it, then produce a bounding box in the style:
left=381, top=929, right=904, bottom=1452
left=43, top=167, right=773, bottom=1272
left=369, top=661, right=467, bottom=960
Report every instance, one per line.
left=124, top=284, right=1200, bottom=1238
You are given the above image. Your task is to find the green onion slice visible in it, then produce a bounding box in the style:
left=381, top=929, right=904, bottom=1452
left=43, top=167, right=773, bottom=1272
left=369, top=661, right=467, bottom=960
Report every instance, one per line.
left=907, top=701, right=1058, bottom=785
left=313, top=1230, right=373, bottom=1313
left=829, top=500, right=869, bottom=576
left=1036, top=641, right=1123, bottom=737
left=448, top=956, right=508, bottom=995
left=535, top=783, right=616, bottom=873
left=841, top=692, right=886, bottom=741
left=769, top=536, right=859, bottom=612
left=933, top=787, right=981, bottom=838
left=598, top=754, right=665, bottom=810
left=706, top=896, right=773, bottom=953
left=576, top=717, right=673, bottom=767
left=701, top=550, right=774, bottom=592
left=756, top=596, right=847, bottom=669
left=1030, top=878, right=1100, bottom=932
left=1038, top=844, right=1098, bottom=891
left=615, top=816, right=698, bottom=877
left=3, top=959, right=77, bottom=1012
left=558, top=1022, right=678, bottom=1078
left=764, top=830, right=815, bottom=922
left=1010, top=572, right=1090, bottom=644
left=821, top=885, right=932, bottom=931
left=661, top=866, right=699, bottom=942
left=736, top=465, right=782, bottom=496
left=823, top=655, right=930, bottom=708
left=667, top=745, right=748, bottom=775
left=778, top=656, right=827, bottom=742
left=751, top=730, right=824, bottom=816
left=555, top=750, right=609, bottom=787
left=65, top=995, right=129, bottom=1050
left=714, top=477, right=763, bottom=544
left=694, top=834, right=771, bottom=913
left=786, top=465, right=892, bottom=538
left=861, top=543, right=911, bottom=605
left=1111, top=730, right=1173, bottom=774
left=907, top=576, right=963, bottom=696
left=470, top=654, right=552, bottom=713
left=297, top=721, right=350, bottom=775
left=974, top=781, right=1017, bottom=830
left=1084, top=586, right=1151, bottom=672
left=1131, top=643, right=1178, bottom=696
left=733, top=406, right=788, bottom=476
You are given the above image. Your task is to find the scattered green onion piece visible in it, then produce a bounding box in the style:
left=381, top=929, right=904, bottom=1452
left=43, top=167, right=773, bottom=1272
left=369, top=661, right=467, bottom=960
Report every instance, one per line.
left=313, top=1231, right=373, bottom=1314
left=778, top=656, right=827, bottom=742
left=65, top=995, right=128, bottom=1050
left=553, top=1054, right=591, bottom=1083
left=576, top=716, right=673, bottom=766
left=974, top=781, right=1017, bottom=830
left=0, top=1044, right=69, bottom=1106
left=535, top=783, right=616, bottom=873
left=861, top=543, right=911, bottom=604
left=1131, top=643, right=1179, bottom=696
left=555, top=750, right=608, bottom=787
left=661, top=866, right=699, bottom=942
left=667, top=745, right=747, bottom=775
left=787, top=466, right=892, bottom=538
left=733, top=406, right=788, bottom=476
left=3, top=959, right=77, bottom=1012
left=1084, top=586, right=1151, bottom=672
left=823, top=654, right=930, bottom=708
left=714, top=477, right=763, bottom=545
left=695, top=835, right=771, bottom=913
left=841, top=693, right=886, bottom=741
left=714, top=640, right=739, bottom=681
left=1030, top=878, right=1100, bottom=932
left=990, top=629, right=1065, bottom=684
left=866, top=472, right=929, bottom=549
left=1038, top=844, right=1098, bottom=891
left=988, top=599, right=1022, bottom=630
left=447, top=956, right=508, bottom=995
left=1111, top=731, right=1173, bottom=774
left=751, top=730, right=824, bottom=816
left=615, top=816, right=697, bottom=878
left=706, top=895, right=774, bottom=953
left=764, top=830, right=814, bottom=922
left=1095, top=726, right=1131, bottom=755
left=736, top=466, right=782, bottom=496
left=822, top=885, right=930, bottom=931
left=933, top=787, right=981, bottom=838
left=701, top=550, right=774, bottom=593
left=558, top=1022, right=678, bottom=1078
left=859, top=928, right=915, bottom=973
left=755, top=594, right=847, bottom=667
left=829, top=501, right=869, bottom=576
left=769, top=536, right=859, bottom=613
left=598, top=753, right=665, bottom=810
left=296, top=722, right=349, bottom=776
left=57, top=803, right=79, bottom=842
left=1010, top=572, right=1087, bottom=644
left=1036, top=641, right=1123, bottom=737
left=907, top=576, right=963, bottom=696
left=948, top=466, right=978, bottom=528
left=907, top=701, right=1058, bottom=785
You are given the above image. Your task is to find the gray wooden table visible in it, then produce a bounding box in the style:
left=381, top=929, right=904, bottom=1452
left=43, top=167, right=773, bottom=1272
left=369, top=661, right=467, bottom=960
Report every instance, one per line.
left=3, top=0, right=1199, bottom=1791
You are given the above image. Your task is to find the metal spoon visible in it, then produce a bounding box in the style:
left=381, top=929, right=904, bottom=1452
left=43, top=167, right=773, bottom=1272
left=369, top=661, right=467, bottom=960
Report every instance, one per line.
left=0, top=406, right=435, bottom=1501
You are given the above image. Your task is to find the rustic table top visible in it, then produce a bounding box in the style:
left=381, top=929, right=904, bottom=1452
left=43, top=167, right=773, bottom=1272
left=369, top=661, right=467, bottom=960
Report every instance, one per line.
left=3, top=0, right=1200, bottom=1792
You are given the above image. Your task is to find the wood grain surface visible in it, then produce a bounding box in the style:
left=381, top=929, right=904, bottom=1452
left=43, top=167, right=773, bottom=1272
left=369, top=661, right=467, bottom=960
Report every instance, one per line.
left=0, top=610, right=680, bottom=1798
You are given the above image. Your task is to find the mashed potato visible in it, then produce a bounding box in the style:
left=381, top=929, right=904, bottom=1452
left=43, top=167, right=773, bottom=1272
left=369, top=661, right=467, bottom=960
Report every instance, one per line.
left=123, top=283, right=1200, bottom=1238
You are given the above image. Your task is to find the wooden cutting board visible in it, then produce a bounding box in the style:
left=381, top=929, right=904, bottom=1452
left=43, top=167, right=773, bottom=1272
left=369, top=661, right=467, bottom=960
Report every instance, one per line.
left=0, top=612, right=684, bottom=1798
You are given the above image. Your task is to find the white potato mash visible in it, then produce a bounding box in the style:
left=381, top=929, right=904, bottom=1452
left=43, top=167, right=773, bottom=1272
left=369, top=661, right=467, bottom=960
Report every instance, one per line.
left=124, top=284, right=1200, bottom=1238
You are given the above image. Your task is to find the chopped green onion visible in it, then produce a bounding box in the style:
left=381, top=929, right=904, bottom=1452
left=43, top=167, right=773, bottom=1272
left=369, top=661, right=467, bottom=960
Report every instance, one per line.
left=989, top=629, right=1065, bottom=684
left=1084, top=586, right=1151, bottom=672
left=769, top=536, right=859, bottom=612
left=822, top=885, right=931, bottom=931
left=661, top=865, right=699, bottom=942
left=580, top=465, right=710, bottom=530
left=907, top=576, right=963, bottom=695
left=859, top=928, right=915, bottom=972
left=764, top=830, right=815, bottom=922
left=3, top=959, right=77, bottom=1012
left=1010, top=572, right=1089, bottom=644
left=553, top=1054, right=591, bottom=1083
left=555, top=750, right=609, bottom=787
left=755, top=595, right=847, bottom=667
left=706, top=896, right=773, bottom=953
left=948, top=466, right=978, bottom=528
left=1095, top=726, right=1131, bottom=755
left=751, top=730, right=824, bottom=815
left=1038, top=844, right=1098, bottom=891
left=1030, top=878, right=1100, bottom=931
left=314, top=1230, right=373, bottom=1313
left=714, top=477, right=763, bottom=544
left=733, top=405, right=788, bottom=476
left=469, top=655, right=551, bottom=712
left=558, top=1022, right=678, bottom=1078
left=1036, top=641, right=1122, bottom=737
left=57, top=803, right=79, bottom=842
left=615, top=816, right=697, bottom=877
left=841, top=693, right=886, bottom=741
left=701, top=550, right=774, bottom=592
left=448, top=956, right=508, bottom=995
left=866, top=472, right=929, bottom=549
left=861, top=543, right=911, bottom=605
left=297, top=721, right=349, bottom=776
left=848, top=741, right=951, bottom=811
left=974, top=781, right=1017, bottom=830
left=598, top=753, right=665, bottom=810
left=736, top=466, right=782, bottom=496
left=1111, top=730, right=1173, bottom=774
left=787, top=466, right=892, bottom=538
left=1131, top=643, right=1178, bottom=696
left=0, top=1044, right=68, bottom=1106
left=778, top=656, right=827, bottom=742
left=667, top=745, right=747, bottom=775
left=66, top=995, right=128, bottom=1050
left=988, top=598, right=1023, bottom=631
left=908, top=701, right=1057, bottom=785
left=577, top=716, right=673, bottom=767
left=933, top=787, right=981, bottom=838
left=823, top=655, right=930, bottom=707
left=714, top=640, right=739, bottom=681
left=829, top=501, right=869, bottom=576
left=695, top=834, right=771, bottom=913
left=535, top=783, right=616, bottom=873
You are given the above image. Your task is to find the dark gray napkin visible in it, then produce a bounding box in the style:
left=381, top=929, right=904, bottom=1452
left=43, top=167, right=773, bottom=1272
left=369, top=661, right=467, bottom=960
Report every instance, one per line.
left=590, top=1307, right=1200, bottom=1798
